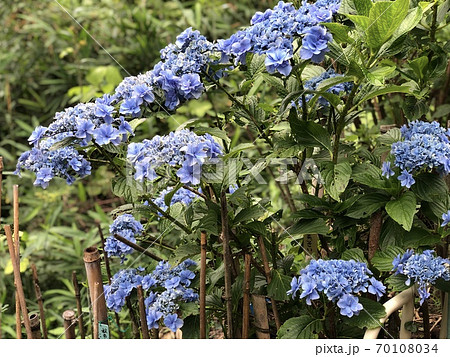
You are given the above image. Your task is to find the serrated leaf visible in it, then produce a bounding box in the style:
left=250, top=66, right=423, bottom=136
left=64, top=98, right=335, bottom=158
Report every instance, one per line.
left=343, top=297, right=386, bottom=329
left=233, top=205, right=265, bottom=223
left=341, top=248, right=368, bottom=264
left=385, top=191, right=417, bottom=231
left=403, top=227, right=442, bottom=249
left=277, top=316, right=322, bottom=339
left=283, top=218, right=330, bottom=238
left=193, top=127, right=229, bottom=142
left=322, top=23, right=352, bottom=43
left=289, top=111, right=332, bottom=152
left=377, top=128, right=402, bottom=146
left=346, top=192, right=390, bottom=218
left=323, top=161, right=352, bottom=201
left=267, top=270, right=292, bottom=301
left=411, top=172, right=448, bottom=202
left=386, top=274, right=409, bottom=292
left=372, top=246, right=405, bottom=272
left=339, top=0, right=373, bottom=15
left=356, top=85, right=411, bottom=106
left=366, top=0, right=409, bottom=49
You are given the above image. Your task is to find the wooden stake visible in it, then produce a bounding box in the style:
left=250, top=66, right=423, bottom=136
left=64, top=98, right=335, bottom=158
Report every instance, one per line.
left=83, top=246, right=108, bottom=339
left=113, top=233, right=162, bottom=261
left=99, top=225, right=123, bottom=338
left=368, top=211, right=383, bottom=261
left=0, top=156, right=3, bottom=222
left=4, top=225, right=32, bottom=338
left=15, top=293, right=21, bottom=339
left=62, top=310, right=77, bottom=339
left=137, top=285, right=149, bottom=339
left=251, top=295, right=270, bottom=339
left=200, top=231, right=207, bottom=339
left=71, top=272, right=85, bottom=339
left=13, top=185, right=19, bottom=253
left=220, top=190, right=233, bottom=339
left=257, top=236, right=281, bottom=330
left=30, top=264, right=48, bottom=339
left=126, top=297, right=141, bottom=339
left=29, top=313, right=42, bottom=339
left=242, top=253, right=251, bottom=339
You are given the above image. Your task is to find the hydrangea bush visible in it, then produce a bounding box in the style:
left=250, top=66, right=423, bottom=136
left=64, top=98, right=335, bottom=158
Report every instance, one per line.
left=15, top=0, right=450, bottom=339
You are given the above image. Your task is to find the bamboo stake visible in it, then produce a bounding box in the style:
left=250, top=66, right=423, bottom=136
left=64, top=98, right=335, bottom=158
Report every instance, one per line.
left=13, top=185, right=19, bottom=253
left=137, top=285, right=149, bottom=339
left=15, top=294, right=21, bottom=339
left=30, top=264, right=48, bottom=339
left=251, top=295, right=270, bottom=339
left=126, top=297, right=141, bottom=339
left=242, top=253, right=251, bottom=339
left=0, top=156, right=3, bottom=221
left=93, top=283, right=99, bottom=339
left=113, top=233, right=162, bottom=261
left=220, top=190, right=233, bottom=339
left=257, top=236, right=281, bottom=330
left=4, top=225, right=32, bottom=338
left=62, top=310, right=77, bottom=339
left=368, top=211, right=383, bottom=261
left=83, top=246, right=108, bottom=339
left=200, top=231, right=207, bottom=339
left=98, top=226, right=123, bottom=338
left=29, top=313, right=41, bottom=339
left=71, top=272, right=85, bottom=339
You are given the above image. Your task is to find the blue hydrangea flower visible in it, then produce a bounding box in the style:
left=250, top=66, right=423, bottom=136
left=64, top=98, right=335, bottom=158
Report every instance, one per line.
left=388, top=121, right=450, bottom=187
left=164, top=314, right=184, bottom=332
left=337, top=294, right=363, bottom=318
left=288, top=259, right=385, bottom=317
left=441, top=210, right=450, bottom=227
left=93, top=124, right=122, bottom=146
left=382, top=161, right=395, bottom=179
left=104, top=214, right=144, bottom=262
left=392, top=249, right=450, bottom=305
left=28, top=126, right=47, bottom=147
left=300, top=26, right=332, bottom=63
left=104, top=269, right=143, bottom=312
left=265, top=48, right=293, bottom=76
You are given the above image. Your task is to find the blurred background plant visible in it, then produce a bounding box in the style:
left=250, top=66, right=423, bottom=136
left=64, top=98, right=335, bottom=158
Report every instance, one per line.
left=0, top=0, right=272, bottom=338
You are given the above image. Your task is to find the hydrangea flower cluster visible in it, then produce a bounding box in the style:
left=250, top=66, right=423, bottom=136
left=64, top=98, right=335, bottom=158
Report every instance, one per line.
left=104, top=268, right=144, bottom=312
left=104, top=214, right=144, bottom=262
left=383, top=121, right=450, bottom=188
left=153, top=187, right=198, bottom=212
left=14, top=99, right=135, bottom=188
left=392, top=249, right=450, bottom=305
left=127, top=129, right=222, bottom=185
left=288, top=259, right=386, bottom=318
left=115, top=28, right=214, bottom=111
left=217, top=0, right=340, bottom=75
left=301, top=68, right=352, bottom=106
left=104, top=260, right=198, bottom=332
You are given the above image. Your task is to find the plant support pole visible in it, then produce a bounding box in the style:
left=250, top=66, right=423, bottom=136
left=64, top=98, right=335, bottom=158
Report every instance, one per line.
left=242, top=253, right=251, bottom=339
left=220, top=190, right=234, bottom=339
left=200, top=231, right=207, bottom=339
left=31, top=264, right=48, bottom=338
left=29, top=313, right=41, bottom=339
left=83, top=246, right=108, bottom=339
left=62, top=310, right=77, bottom=339
left=114, top=233, right=162, bottom=261
left=4, top=225, right=32, bottom=338
left=137, top=285, right=150, bottom=339
left=251, top=295, right=270, bottom=339
left=72, top=271, right=85, bottom=339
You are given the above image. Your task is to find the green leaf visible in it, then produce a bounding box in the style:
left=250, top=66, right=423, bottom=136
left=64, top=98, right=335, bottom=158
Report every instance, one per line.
left=343, top=297, right=386, bottom=329
left=267, top=270, right=292, bottom=301
left=111, top=177, right=140, bottom=202
left=377, top=128, right=402, bottom=146
left=346, top=192, right=390, bottom=219
left=386, top=274, right=409, bottom=292
left=372, top=246, right=405, bottom=272
left=289, top=111, right=332, bottom=152
left=341, top=248, right=368, bottom=264
left=323, top=161, right=352, bottom=201
left=347, top=14, right=370, bottom=31
left=366, top=0, right=409, bottom=49
left=233, top=205, right=265, bottom=223
left=277, top=316, right=322, bottom=339
left=411, top=172, right=448, bottom=202
left=356, top=85, right=411, bottom=106
left=402, top=96, right=429, bottom=121
left=283, top=218, right=330, bottom=238
left=339, top=0, right=373, bottom=16
left=385, top=191, right=417, bottom=231
left=403, top=227, right=442, bottom=249
left=435, top=279, right=450, bottom=293
left=193, top=127, right=229, bottom=142
left=322, top=23, right=351, bottom=43
left=408, top=56, right=429, bottom=80
left=164, top=183, right=183, bottom=207
left=367, top=65, right=396, bottom=86
left=129, top=118, right=147, bottom=131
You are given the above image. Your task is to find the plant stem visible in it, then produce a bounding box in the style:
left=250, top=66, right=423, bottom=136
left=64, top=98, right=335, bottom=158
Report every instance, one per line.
left=332, top=84, right=359, bottom=164
left=220, top=190, right=234, bottom=339
left=93, top=142, right=124, bottom=177
left=368, top=211, right=383, bottom=262
left=114, top=233, right=163, bottom=261
left=200, top=231, right=207, bottom=339
left=31, top=264, right=48, bottom=339
left=203, top=70, right=273, bottom=147
left=242, top=253, right=251, bottom=339
left=182, top=185, right=208, bottom=201
left=430, top=2, right=438, bottom=42
left=137, top=286, right=150, bottom=339
left=71, top=271, right=86, bottom=339
left=145, top=200, right=192, bottom=234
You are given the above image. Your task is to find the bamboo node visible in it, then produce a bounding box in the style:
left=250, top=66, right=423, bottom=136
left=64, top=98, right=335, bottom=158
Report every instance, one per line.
left=83, top=246, right=100, bottom=262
